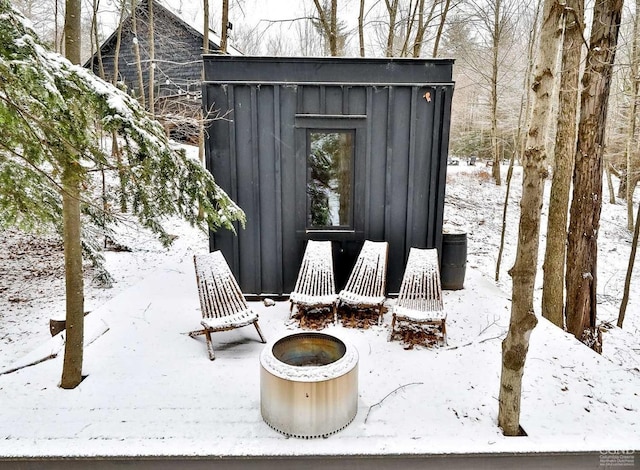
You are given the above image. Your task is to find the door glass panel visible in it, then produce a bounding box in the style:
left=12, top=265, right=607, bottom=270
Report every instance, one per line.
left=307, top=130, right=354, bottom=228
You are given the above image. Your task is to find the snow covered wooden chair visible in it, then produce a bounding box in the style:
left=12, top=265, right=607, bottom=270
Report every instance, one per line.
left=336, top=240, right=389, bottom=324
left=389, top=247, right=447, bottom=344
left=289, top=240, right=338, bottom=318
left=189, top=251, right=266, bottom=360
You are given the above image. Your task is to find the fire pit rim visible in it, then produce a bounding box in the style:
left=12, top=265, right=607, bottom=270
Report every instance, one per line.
left=260, top=331, right=359, bottom=383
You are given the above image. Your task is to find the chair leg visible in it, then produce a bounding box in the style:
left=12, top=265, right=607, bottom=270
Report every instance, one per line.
left=204, top=330, right=216, bottom=361
left=377, top=303, right=384, bottom=326
left=254, top=320, right=267, bottom=343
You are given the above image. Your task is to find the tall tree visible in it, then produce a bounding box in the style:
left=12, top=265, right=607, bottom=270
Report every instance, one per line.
left=131, top=0, right=146, bottom=106
left=0, top=0, right=244, bottom=388
left=541, top=0, right=584, bottom=328
left=60, top=0, right=84, bottom=389
left=618, top=200, right=640, bottom=327
left=89, top=0, right=105, bottom=79
left=625, top=0, right=640, bottom=231
left=198, top=0, right=210, bottom=220
left=468, top=0, right=522, bottom=184
left=111, top=0, right=127, bottom=87
left=495, top=0, right=542, bottom=282
left=498, top=0, right=562, bottom=436
left=147, top=0, right=155, bottom=117
left=358, top=0, right=366, bottom=56
left=565, top=0, right=624, bottom=350
left=220, top=0, right=229, bottom=53
left=432, top=0, right=453, bottom=57
left=312, top=0, right=343, bottom=56
left=609, top=0, right=640, bottom=328
left=384, top=0, right=400, bottom=56
left=487, top=0, right=514, bottom=184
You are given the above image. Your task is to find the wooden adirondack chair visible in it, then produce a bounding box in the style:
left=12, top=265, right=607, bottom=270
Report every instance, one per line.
left=389, top=247, right=447, bottom=344
left=189, top=251, right=266, bottom=360
left=289, top=240, right=338, bottom=318
left=337, top=240, right=389, bottom=324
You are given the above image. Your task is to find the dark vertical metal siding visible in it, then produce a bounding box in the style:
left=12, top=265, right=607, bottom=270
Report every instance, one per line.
left=387, top=87, right=412, bottom=287
left=279, top=85, right=299, bottom=293
left=204, top=57, right=454, bottom=295
left=367, top=87, right=389, bottom=240
left=409, top=87, right=432, bottom=248
left=257, top=86, right=280, bottom=294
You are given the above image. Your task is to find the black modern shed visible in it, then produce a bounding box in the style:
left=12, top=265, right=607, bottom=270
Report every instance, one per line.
left=203, top=56, right=454, bottom=295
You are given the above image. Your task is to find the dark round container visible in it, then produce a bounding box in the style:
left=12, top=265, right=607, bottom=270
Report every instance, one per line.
left=441, top=232, right=467, bottom=290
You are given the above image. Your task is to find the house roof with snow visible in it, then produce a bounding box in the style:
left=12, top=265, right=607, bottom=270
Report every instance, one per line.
left=85, top=0, right=241, bottom=101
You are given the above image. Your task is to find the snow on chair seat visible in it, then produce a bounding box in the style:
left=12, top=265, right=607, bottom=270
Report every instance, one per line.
left=289, top=240, right=338, bottom=317
left=389, top=247, right=447, bottom=344
left=337, top=240, right=389, bottom=324
left=189, top=251, right=266, bottom=360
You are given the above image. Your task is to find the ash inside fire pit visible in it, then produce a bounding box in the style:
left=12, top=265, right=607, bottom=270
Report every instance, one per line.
left=272, top=333, right=346, bottom=367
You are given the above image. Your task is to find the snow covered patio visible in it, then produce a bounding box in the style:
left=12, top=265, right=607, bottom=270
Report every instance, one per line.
left=0, top=250, right=638, bottom=467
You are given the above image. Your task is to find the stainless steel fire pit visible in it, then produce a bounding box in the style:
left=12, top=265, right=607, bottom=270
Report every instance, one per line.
left=260, top=332, right=359, bottom=438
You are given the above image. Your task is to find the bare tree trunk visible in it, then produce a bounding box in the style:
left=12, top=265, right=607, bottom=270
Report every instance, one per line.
left=330, top=0, right=337, bottom=54
left=203, top=0, right=210, bottom=56
left=490, top=0, right=502, bottom=184
left=385, top=0, right=399, bottom=57
left=498, top=0, right=562, bottom=436
left=618, top=200, right=640, bottom=327
left=131, top=0, right=145, bottom=106
left=57, top=0, right=66, bottom=53
left=519, top=0, right=543, bottom=164
left=432, top=0, right=452, bottom=58
left=565, top=0, right=623, bottom=351
left=54, top=0, right=60, bottom=53
left=312, top=0, right=341, bottom=56
left=198, top=0, right=210, bottom=221
left=496, top=152, right=516, bottom=282
left=606, top=158, right=616, bottom=204
left=415, top=0, right=438, bottom=58
left=400, top=0, right=420, bottom=57
left=90, top=0, right=105, bottom=78
left=359, top=0, right=366, bottom=56
left=220, top=0, right=229, bottom=53
left=496, top=0, right=542, bottom=282
left=148, top=0, right=155, bottom=117
left=112, top=0, right=127, bottom=87
left=90, top=0, right=107, bottom=246
left=60, top=0, right=85, bottom=390
left=411, top=0, right=425, bottom=57
left=110, top=0, right=128, bottom=212
left=618, top=171, right=628, bottom=199
left=625, top=0, right=640, bottom=231
left=541, top=0, right=584, bottom=328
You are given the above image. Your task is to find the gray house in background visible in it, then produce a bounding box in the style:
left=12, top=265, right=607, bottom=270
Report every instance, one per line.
left=203, top=56, right=455, bottom=295
left=86, top=0, right=240, bottom=139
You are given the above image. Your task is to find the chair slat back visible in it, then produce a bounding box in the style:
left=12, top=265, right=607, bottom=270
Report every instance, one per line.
left=194, top=251, right=249, bottom=320
left=293, top=240, right=335, bottom=297
left=343, top=241, right=388, bottom=298
left=397, top=248, right=443, bottom=312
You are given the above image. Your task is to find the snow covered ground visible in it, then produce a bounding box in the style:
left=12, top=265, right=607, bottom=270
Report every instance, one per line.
left=0, top=159, right=638, bottom=462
